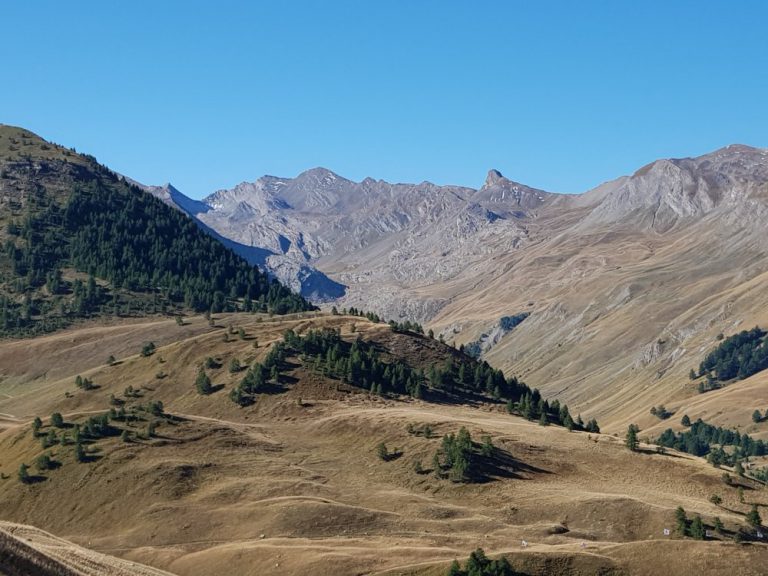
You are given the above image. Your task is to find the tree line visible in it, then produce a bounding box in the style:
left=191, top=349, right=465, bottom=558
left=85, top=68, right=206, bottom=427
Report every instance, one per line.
left=695, top=327, right=768, bottom=388
left=1, top=165, right=313, bottom=336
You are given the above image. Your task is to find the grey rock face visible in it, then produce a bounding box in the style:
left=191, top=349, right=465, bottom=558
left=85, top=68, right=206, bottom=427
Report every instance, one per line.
left=141, top=167, right=556, bottom=317
left=135, top=144, right=768, bottom=324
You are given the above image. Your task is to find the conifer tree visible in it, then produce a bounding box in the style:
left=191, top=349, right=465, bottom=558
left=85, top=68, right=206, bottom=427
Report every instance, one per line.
left=625, top=424, right=639, bottom=451
left=675, top=506, right=688, bottom=536
left=195, top=369, right=213, bottom=395
left=75, top=442, right=86, bottom=463
left=18, top=463, right=30, bottom=483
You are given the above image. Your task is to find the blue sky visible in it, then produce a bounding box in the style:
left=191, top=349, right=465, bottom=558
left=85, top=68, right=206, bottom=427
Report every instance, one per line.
left=4, top=1, right=767, bottom=197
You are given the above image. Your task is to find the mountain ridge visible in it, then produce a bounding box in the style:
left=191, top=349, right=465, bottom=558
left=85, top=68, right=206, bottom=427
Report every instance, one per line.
left=137, top=142, right=768, bottom=431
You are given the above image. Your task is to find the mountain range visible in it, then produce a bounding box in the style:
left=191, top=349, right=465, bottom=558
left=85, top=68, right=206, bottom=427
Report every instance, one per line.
left=142, top=144, right=768, bottom=429
left=2, top=124, right=768, bottom=576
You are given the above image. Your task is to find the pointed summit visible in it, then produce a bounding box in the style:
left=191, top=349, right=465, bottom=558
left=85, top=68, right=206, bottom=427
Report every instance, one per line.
left=485, top=169, right=505, bottom=187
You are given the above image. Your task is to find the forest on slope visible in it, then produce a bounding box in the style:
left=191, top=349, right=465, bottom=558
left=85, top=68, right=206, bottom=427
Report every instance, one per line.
left=0, top=125, right=313, bottom=336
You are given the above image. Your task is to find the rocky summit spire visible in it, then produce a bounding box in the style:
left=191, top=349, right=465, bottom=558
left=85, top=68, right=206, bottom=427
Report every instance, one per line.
left=484, top=168, right=505, bottom=187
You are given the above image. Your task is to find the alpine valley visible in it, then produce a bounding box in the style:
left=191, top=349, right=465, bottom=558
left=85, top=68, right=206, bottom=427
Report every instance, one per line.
left=1, top=125, right=767, bottom=576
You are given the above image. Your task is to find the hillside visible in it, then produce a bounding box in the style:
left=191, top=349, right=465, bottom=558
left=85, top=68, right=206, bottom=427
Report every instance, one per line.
left=0, top=521, right=174, bottom=576
left=147, top=145, right=768, bottom=433
left=0, top=314, right=766, bottom=576
left=0, top=125, right=313, bottom=337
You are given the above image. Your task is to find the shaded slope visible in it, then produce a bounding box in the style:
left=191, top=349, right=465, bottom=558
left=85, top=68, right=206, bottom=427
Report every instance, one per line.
left=0, top=125, right=313, bottom=337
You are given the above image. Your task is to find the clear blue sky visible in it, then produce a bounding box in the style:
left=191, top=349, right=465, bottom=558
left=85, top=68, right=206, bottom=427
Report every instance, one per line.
left=4, top=1, right=767, bottom=197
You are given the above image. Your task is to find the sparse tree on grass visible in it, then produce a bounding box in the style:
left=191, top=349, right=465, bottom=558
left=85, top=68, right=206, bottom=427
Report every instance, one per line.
left=35, top=454, right=52, bottom=472
left=625, top=424, right=639, bottom=451
left=709, top=494, right=722, bottom=506
left=747, top=504, right=762, bottom=528
left=481, top=435, right=494, bottom=457
left=41, top=429, right=57, bottom=449
left=681, top=414, right=691, bottom=427
left=50, top=412, right=64, bottom=428
left=432, top=451, right=442, bottom=477
left=229, top=358, right=242, bottom=373
left=18, top=463, right=30, bottom=484
left=195, top=369, right=213, bottom=395
left=377, top=442, right=389, bottom=461
left=714, top=517, right=724, bottom=533
left=690, top=515, right=705, bottom=540
left=31, top=417, right=42, bottom=437
left=75, top=442, right=86, bottom=463
left=675, top=506, right=688, bottom=536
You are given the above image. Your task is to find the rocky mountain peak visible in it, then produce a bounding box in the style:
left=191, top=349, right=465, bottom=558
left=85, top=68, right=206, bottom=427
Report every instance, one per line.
left=484, top=168, right=505, bottom=187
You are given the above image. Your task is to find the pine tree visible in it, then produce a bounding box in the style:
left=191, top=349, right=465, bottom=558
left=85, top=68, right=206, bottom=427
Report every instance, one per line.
left=31, top=416, right=42, bottom=436
left=35, top=453, right=52, bottom=472
left=689, top=515, right=705, bottom=540
left=432, top=451, right=442, bottom=477
left=752, top=410, right=763, bottom=423
left=681, top=414, right=691, bottom=426
left=746, top=504, right=762, bottom=528
left=675, top=506, right=688, bottom=536
left=195, top=369, right=212, bottom=395
left=50, top=412, right=64, bottom=428
left=18, top=463, right=30, bottom=483
left=447, top=559, right=462, bottom=576
left=75, top=442, right=86, bottom=462
left=625, top=424, right=639, bottom=451
left=480, top=435, right=494, bottom=457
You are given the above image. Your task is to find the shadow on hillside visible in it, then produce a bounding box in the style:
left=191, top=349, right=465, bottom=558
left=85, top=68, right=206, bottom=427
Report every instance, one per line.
left=421, top=387, right=496, bottom=408
left=381, top=450, right=404, bottom=462
left=637, top=447, right=686, bottom=459
left=22, top=474, right=47, bottom=485
left=468, top=446, right=552, bottom=483
left=80, top=453, right=103, bottom=464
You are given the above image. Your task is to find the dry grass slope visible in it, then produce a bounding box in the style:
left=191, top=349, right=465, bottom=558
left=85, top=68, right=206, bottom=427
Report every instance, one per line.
left=0, top=313, right=766, bottom=576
